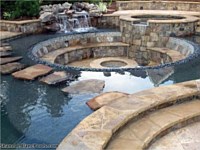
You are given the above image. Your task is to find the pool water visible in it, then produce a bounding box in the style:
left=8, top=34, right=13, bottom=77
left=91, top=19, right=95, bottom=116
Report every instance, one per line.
left=1, top=33, right=200, bottom=148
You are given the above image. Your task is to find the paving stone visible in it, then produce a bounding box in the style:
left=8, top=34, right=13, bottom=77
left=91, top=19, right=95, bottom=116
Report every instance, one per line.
left=86, top=91, right=128, bottom=110
left=0, top=51, right=12, bottom=57
left=0, top=56, right=22, bottom=65
left=0, top=46, right=12, bottom=52
left=0, top=62, right=25, bottom=74
left=40, top=71, right=75, bottom=85
left=62, top=79, right=105, bottom=94
left=12, top=64, right=53, bottom=80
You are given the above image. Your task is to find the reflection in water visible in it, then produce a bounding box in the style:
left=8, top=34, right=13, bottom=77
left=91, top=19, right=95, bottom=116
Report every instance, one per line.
left=146, top=67, right=174, bottom=87
left=1, top=34, right=200, bottom=146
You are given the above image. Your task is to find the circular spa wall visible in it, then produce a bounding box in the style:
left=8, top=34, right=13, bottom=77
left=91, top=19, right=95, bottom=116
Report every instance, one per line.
left=30, top=32, right=198, bottom=71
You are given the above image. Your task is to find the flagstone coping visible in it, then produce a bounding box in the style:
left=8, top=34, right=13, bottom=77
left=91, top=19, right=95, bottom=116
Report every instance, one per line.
left=57, top=79, right=200, bottom=150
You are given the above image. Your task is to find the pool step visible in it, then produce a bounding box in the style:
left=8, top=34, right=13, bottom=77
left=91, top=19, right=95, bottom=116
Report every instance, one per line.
left=106, top=100, right=200, bottom=150
left=12, top=64, right=53, bottom=80
left=0, top=62, right=26, bottom=75
left=57, top=80, right=200, bottom=150
left=0, top=45, right=12, bottom=52
left=0, top=56, right=22, bottom=65
left=0, top=51, right=13, bottom=57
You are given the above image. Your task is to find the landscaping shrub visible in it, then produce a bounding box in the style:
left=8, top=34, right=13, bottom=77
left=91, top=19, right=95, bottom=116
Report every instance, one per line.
left=1, top=0, right=40, bottom=20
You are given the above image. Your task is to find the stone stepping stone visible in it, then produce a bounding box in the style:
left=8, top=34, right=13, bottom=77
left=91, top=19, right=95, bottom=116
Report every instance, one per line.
left=0, top=56, right=22, bottom=65
left=0, top=62, right=25, bottom=75
left=12, top=64, right=53, bottom=80
left=40, top=71, right=75, bottom=85
left=0, top=46, right=12, bottom=52
left=0, top=51, right=12, bottom=57
left=86, top=91, right=129, bottom=110
left=0, top=42, right=10, bottom=47
left=62, top=79, right=105, bottom=94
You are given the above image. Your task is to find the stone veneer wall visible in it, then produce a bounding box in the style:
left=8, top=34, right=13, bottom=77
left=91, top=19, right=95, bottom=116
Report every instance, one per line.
left=116, top=1, right=200, bottom=11
left=55, top=46, right=128, bottom=65
left=0, top=20, right=42, bottom=33
left=118, top=16, right=197, bottom=64
left=128, top=37, right=194, bottom=65
left=32, top=32, right=123, bottom=58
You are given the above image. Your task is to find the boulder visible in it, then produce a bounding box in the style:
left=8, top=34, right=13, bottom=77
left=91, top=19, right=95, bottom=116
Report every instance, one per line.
left=39, top=12, right=56, bottom=23
left=62, top=2, right=72, bottom=10
left=62, top=79, right=105, bottom=94
left=44, top=23, right=60, bottom=32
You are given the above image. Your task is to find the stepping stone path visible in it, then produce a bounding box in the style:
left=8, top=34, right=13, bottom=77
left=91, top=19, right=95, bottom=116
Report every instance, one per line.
left=40, top=71, right=76, bottom=85
left=0, top=56, right=22, bottom=65
left=62, top=79, right=105, bottom=94
left=87, top=91, right=129, bottom=110
left=0, top=62, right=25, bottom=74
left=12, top=64, right=52, bottom=80
left=0, top=51, right=12, bottom=57
left=0, top=45, right=12, bottom=52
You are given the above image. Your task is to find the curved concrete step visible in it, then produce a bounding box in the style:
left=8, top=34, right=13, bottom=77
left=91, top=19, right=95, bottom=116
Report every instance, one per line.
left=57, top=80, right=200, bottom=150
left=41, top=42, right=129, bottom=63
left=106, top=100, right=200, bottom=150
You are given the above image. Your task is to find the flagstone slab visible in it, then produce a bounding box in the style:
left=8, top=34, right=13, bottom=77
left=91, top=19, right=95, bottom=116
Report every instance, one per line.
left=0, top=56, right=22, bottom=65
left=40, top=71, right=75, bottom=85
left=0, top=43, right=10, bottom=47
left=86, top=91, right=129, bottom=110
left=62, top=79, right=105, bottom=94
left=0, top=51, right=12, bottom=57
left=0, top=46, right=12, bottom=52
left=0, top=62, right=25, bottom=74
left=12, top=64, right=52, bottom=80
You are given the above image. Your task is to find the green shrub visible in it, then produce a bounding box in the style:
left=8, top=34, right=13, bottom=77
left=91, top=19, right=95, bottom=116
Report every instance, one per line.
left=1, top=0, right=40, bottom=20
left=13, top=0, right=40, bottom=19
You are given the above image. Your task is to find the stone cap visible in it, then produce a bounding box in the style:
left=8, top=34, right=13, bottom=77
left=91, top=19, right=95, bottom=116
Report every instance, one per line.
left=0, top=19, right=40, bottom=25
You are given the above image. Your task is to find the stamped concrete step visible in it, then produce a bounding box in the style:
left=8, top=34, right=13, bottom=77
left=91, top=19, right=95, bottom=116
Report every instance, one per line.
left=106, top=100, right=200, bottom=150
left=0, top=62, right=25, bottom=75
left=12, top=64, right=53, bottom=80
left=0, top=46, right=12, bottom=52
left=40, top=71, right=76, bottom=85
left=0, top=56, right=22, bottom=65
left=62, top=79, right=105, bottom=94
left=0, top=51, right=13, bottom=57
left=57, top=80, right=200, bottom=150
left=86, top=91, right=129, bottom=110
